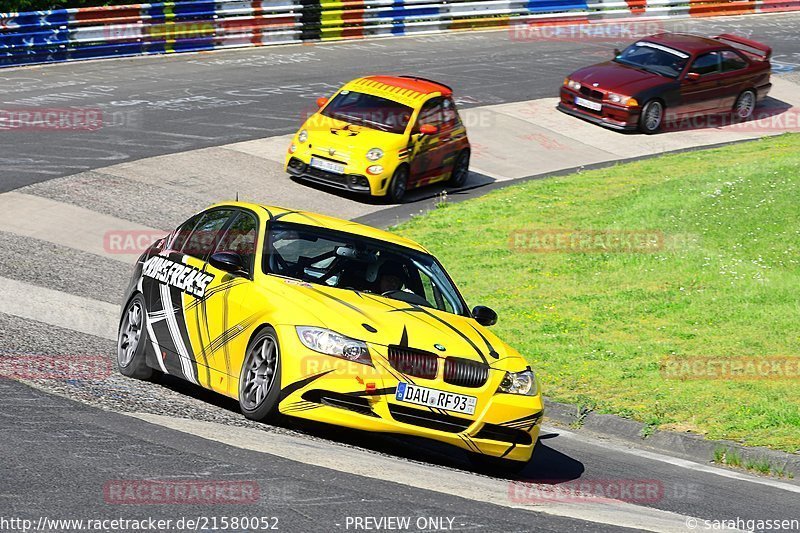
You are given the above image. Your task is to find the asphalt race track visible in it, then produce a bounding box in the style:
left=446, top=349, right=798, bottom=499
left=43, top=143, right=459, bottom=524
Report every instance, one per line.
left=1, top=12, right=800, bottom=533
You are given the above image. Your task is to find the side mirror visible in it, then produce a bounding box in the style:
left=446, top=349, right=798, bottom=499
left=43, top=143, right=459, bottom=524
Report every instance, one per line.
left=472, top=305, right=498, bottom=327
left=316, top=97, right=329, bottom=108
left=686, top=72, right=700, bottom=82
left=209, top=252, right=247, bottom=276
left=419, top=124, right=438, bottom=135
left=613, top=48, right=621, bottom=57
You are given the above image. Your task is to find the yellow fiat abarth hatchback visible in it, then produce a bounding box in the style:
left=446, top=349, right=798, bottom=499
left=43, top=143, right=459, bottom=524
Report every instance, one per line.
left=285, top=75, right=471, bottom=203
left=118, top=202, right=542, bottom=470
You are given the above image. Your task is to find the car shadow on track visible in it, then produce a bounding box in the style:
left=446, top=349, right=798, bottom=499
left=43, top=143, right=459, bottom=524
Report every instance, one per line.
left=154, top=373, right=584, bottom=482
left=289, top=171, right=496, bottom=207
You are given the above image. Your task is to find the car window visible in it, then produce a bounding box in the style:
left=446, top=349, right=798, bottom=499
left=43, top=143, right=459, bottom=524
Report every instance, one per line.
left=214, top=211, right=258, bottom=275
left=442, top=98, right=462, bottom=130
left=721, top=50, right=748, bottom=72
left=181, top=209, right=236, bottom=260
left=415, top=98, right=443, bottom=132
left=265, top=222, right=469, bottom=316
left=613, top=41, right=689, bottom=78
left=689, top=52, right=721, bottom=76
left=320, top=90, right=413, bottom=134
left=169, top=213, right=202, bottom=252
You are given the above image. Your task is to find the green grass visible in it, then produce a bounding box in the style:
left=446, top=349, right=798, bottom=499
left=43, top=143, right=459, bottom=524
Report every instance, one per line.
left=393, top=133, right=800, bottom=452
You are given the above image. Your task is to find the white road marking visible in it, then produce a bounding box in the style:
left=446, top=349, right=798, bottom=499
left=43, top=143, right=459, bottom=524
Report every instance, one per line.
left=129, top=412, right=719, bottom=533
left=0, top=192, right=161, bottom=265
left=0, top=276, right=117, bottom=340
left=551, top=425, right=800, bottom=494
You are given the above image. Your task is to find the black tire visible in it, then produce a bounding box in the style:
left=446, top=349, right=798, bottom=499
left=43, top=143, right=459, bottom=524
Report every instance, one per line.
left=117, top=293, right=153, bottom=380
left=638, top=100, right=664, bottom=134
left=468, top=453, right=529, bottom=475
left=239, top=326, right=282, bottom=422
left=387, top=165, right=409, bottom=203
left=733, top=89, right=756, bottom=121
left=448, top=149, right=470, bottom=187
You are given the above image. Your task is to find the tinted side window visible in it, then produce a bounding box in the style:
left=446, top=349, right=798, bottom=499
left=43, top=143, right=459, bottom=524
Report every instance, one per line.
left=415, top=98, right=443, bottom=131
left=181, top=209, right=236, bottom=260
left=689, top=52, right=720, bottom=76
left=721, top=50, right=748, bottom=72
left=214, top=212, right=258, bottom=275
left=442, top=98, right=461, bottom=129
left=169, top=213, right=202, bottom=252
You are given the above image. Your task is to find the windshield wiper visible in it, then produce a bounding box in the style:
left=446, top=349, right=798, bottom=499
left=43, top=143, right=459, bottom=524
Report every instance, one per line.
left=331, top=113, right=392, bottom=132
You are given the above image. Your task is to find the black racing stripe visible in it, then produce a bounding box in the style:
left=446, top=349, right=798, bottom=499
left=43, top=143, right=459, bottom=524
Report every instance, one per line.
left=469, top=324, right=499, bottom=359
left=185, top=278, right=246, bottom=311
left=458, top=434, right=480, bottom=453
left=399, top=325, right=408, bottom=347
left=499, top=441, right=517, bottom=459
left=344, top=387, right=397, bottom=397
left=308, top=287, right=372, bottom=319
left=410, top=305, right=488, bottom=364
left=501, top=412, right=543, bottom=427
left=170, top=283, right=200, bottom=384
left=278, top=370, right=333, bottom=403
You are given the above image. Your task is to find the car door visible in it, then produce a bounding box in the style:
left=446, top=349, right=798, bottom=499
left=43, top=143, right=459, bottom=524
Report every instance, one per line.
left=409, top=97, right=447, bottom=187
left=184, top=209, right=260, bottom=395
left=436, top=96, right=468, bottom=182
left=144, top=208, right=236, bottom=386
left=716, top=50, right=751, bottom=110
left=680, top=52, right=722, bottom=115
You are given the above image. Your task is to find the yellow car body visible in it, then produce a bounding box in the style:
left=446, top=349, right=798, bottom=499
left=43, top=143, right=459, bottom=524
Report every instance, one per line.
left=285, top=76, right=471, bottom=201
left=119, top=202, right=542, bottom=465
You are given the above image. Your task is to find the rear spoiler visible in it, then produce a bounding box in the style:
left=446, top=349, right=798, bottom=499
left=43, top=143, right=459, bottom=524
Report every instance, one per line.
left=714, top=34, right=772, bottom=61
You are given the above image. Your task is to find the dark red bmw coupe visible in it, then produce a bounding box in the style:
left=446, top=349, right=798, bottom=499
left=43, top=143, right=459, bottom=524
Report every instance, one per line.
left=558, top=33, right=772, bottom=133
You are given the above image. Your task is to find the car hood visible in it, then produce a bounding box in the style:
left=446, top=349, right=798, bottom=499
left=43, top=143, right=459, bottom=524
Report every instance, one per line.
left=270, top=278, right=525, bottom=371
left=302, top=113, right=405, bottom=157
left=570, top=61, right=668, bottom=95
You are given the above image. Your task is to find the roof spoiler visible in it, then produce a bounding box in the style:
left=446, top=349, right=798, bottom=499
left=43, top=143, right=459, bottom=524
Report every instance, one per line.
left=398, top=75, right=453, bottom=93
left=714, top=34, right=772, bottom=60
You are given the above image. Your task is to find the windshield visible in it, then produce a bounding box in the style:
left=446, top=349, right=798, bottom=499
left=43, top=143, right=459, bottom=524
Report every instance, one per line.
left=264, top=222, right=468, bottom=316
left=321, top=90, right=413, bottom=134
left=614, top=41, right=690, bottom=79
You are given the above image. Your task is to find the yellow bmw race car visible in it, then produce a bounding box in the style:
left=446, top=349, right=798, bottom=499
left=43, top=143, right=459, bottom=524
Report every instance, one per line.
left=285, top=75, right=471, bottom=203
left=118, top=202, right=542, bottom=469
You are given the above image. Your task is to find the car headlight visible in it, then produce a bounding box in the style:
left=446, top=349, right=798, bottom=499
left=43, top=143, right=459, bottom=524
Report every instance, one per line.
left=296, top=326, right=372, bottom=365
left=497, top=369, right=538, bottom=396
left=298, top=129, right=308, bottom=143
left=366, top=148, right=383, bottom=161
left=607, top=93, right=638, bottom=107
left=567, top=79, right=582, bottom=91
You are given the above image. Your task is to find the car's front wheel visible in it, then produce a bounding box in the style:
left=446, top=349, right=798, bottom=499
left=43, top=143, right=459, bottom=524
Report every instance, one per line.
left=239, top=326, right=282, bottom=422
left=448, top=149, right=470, bottom=187
left=387, top=165, right=409, bottom=203
left=117, top=293, right=153, bottom=380
left=638, top=100, right=664, bottom=134
left=733, top=89, right=756, bottom=121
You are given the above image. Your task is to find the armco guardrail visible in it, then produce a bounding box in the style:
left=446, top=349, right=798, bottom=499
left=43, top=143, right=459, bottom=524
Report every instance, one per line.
left=1, top=0, right=798, bottom=68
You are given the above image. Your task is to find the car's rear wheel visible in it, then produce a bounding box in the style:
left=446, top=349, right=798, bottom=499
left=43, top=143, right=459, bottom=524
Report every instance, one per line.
left=387, top=165, right=409, bottom=203
left=733, top=89, right=756, bottom=121
left=638, top=100, right=664, bottom=134
left=448, top=149, right=470, bottom=187
left=117, top=293, right=153, bottom=380
left=467, top=452, right=529, bottom=474
left=239, top=327, right=282, bottom=422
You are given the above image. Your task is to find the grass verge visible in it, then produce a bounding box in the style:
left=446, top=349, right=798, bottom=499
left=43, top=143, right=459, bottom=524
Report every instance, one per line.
left=392, top=134, right=800, bottom=452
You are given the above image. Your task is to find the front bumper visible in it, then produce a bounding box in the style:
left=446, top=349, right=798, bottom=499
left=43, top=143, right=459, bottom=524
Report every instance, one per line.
left=286, top=157, right=374, bottom=195
left=275, top=326, right=544, bottom=463
left=558, top=87, right=640, bottom=132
